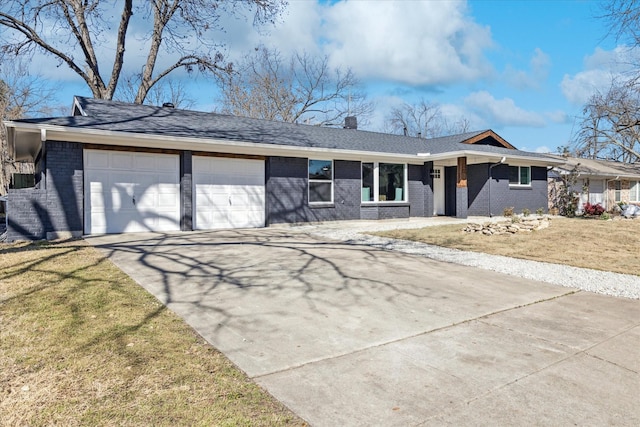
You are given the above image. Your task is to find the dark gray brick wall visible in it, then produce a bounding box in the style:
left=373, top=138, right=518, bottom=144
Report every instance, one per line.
left=180, top=151, right=193, bottom=231
left=6, top=188, right=48, bottom=241
left=7, top=141, right=83, bottom=241
left=489, top=165, right=548, bottom=215
left=379, top=205, right=410, bottom=219
left=45, top=141, right=83, bottom=237
left=266, top=157, right=360, bottom=224
left=408, top=164, right=425, bottom=217
left=333, top=160, right=362, bottom=220
left=468, top=164, right=490, bottom=216
left=456, top=187, right=468, bottom=218
left=424, top=161, right=434, bottom=217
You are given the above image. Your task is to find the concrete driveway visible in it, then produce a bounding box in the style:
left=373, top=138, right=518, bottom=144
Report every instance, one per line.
left=87, top=229, right=640, bottom=426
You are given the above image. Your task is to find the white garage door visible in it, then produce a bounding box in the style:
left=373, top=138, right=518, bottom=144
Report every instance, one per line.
left=193, top=157, right=265, bottom=230
left=84, top=150, right=180, bottom=234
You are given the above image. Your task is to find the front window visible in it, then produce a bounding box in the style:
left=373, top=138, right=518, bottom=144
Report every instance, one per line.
left=614, top=180, right=622, bottom=203
left=308, top=159, right=333, bottom=203
left=509, top=166, right=531, bottom=186
left=630, top=180, right=640, bottom=202
left=362, top=162, right=406, bottom=202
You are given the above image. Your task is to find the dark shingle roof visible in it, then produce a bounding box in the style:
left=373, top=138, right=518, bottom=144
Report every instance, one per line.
left=12, top=96, right=553, bottom=160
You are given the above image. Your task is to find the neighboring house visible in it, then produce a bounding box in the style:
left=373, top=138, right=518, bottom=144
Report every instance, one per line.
left=2, top=96, right=563, bottom=241
left=549, top=156, right=640, bottom=213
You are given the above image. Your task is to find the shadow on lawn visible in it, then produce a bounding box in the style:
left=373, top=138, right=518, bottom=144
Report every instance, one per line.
left=0, top=239, right=169, bottom=362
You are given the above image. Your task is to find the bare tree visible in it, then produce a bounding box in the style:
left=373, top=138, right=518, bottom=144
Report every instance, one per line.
left=216, top=46, right=374, bottom=126
left=0, top=0, right=286, bottom=104
left=573, top=79, right=640, bottom=163
left=118, top=75, right=196, bottom=109
left=386, top=98, right=470, bottom=138
left=600, top=0, right=640, bottom=50
left=568, top=1, right=640, bottom=163
left=1, top=60, right=58, bottom=194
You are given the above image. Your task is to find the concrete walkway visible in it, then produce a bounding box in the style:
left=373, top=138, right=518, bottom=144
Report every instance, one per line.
left=87, top=225, right=640, bottom=426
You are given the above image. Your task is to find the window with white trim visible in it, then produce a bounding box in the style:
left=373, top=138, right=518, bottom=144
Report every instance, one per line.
left=631, top=180, right=640, bottom=202
left=614, top=180, right=622, bottom=203
left=308, top=159, right=333, bottom=203
left=361, top=162, right=407, bottom=202
left=509, top=166, right=531, bottom=186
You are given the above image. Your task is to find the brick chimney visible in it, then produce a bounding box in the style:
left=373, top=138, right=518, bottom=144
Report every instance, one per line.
left=344, top=116, right=357, bottom=129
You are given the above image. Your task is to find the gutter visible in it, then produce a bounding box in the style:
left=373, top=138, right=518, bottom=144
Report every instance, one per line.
left=3, top=121, right=567, bottom=166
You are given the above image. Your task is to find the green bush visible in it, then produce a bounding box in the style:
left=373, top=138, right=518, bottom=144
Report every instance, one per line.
left=522, top=208, right=531, bottom=217
left=536, top=207, right=544, bottom=216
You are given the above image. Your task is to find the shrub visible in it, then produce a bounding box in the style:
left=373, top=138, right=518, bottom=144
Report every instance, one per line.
left=583, top=202, right=605, bottom=216
left=522, top=208, right=531, bottom=217
left=503, top=207, right=514, bottom=217
left=536, top=207, right=544, bottom=216
left=600, top=212, right=611, bottom=220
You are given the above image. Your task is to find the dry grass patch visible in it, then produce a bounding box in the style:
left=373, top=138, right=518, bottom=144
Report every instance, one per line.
left=0, top=239, right=305, bottom=426
left=375, top=217, right=640, bottom=276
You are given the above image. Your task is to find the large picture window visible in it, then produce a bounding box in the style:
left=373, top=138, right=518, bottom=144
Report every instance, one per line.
left=361, top=162, right=406, bottom=202
left=308, top=159, right=333, bottom=203
left=509, top=166, right=531, bottom=186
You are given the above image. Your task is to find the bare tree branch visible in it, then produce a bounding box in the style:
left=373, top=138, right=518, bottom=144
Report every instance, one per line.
left=0, top=0, right=286, bottom=103
left=385, top=98, right=469, bottom=138
left=572, top=79, right=640, bottom=162
left=216, top=46, right=373, bottom=126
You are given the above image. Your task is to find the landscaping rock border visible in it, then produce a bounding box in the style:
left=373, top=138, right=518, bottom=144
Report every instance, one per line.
left=463, top=216, right=551, bottom=235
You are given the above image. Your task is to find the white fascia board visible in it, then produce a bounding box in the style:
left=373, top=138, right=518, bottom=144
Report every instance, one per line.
left=5, top=121, right=566, bottom=167
left=426, top=150, right=564, bottom=166
left=14, top=123, right=420, bottom=163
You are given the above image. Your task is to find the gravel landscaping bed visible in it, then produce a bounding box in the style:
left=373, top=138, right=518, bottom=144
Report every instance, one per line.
left=299, top=219, right=639, bottom=300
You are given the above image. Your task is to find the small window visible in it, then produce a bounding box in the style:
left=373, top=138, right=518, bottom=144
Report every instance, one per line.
left=509, top=166, right=531, bottom=186
left=614, top=181, right=622, bottom=203
left=361, top=162, right=407, bottom=202
left=630, top=181, right=640, bottom=202
left=308, top=159, right=333, bottom=203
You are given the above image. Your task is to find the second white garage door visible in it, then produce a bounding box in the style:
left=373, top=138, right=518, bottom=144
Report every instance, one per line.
left=193, top=157, right=265, bottom=230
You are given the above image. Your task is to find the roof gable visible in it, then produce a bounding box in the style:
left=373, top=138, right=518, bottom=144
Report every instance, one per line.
left=460, top=130, right=516, bottom=149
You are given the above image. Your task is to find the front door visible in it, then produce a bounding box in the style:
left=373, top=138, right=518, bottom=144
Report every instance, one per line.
left=433, top=166, right=445, bottom=215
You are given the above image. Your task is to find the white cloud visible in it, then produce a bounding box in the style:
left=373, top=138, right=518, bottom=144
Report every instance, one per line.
left=320, top=0, right=494, bottom=85
left=534, top=146, right=552, bottom=154
left=464, top=91, right=545, bottom=127
left=222, top=0, right=325, bottom=60
left=544, top=110, right=569, bottom=124
left=560, top=46, right=640, bottom=105
left=503, top=48, right=550, bottom=90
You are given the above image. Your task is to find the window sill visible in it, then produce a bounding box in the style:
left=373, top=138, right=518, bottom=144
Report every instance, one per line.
left=509, top=185, right=532, bottom=189
left=309, top=202, right=334, bottom=208
left=361, top=202, right=410, bottom=207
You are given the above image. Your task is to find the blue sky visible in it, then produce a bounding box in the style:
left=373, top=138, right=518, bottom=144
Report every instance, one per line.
left=22, top=0, right=632, bottom=154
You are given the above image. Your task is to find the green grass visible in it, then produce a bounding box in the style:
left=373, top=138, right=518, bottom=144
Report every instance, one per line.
left=0, top=240, right=305, bottom=426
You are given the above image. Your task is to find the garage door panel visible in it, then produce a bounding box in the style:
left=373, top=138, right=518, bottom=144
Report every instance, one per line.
left=111, top=152, right=133, bottom=169
left=84, top=150, right=180, bottom=234
left=86, top=151, right=110, bottom=168
left=193, top=157, right=265, bottom=230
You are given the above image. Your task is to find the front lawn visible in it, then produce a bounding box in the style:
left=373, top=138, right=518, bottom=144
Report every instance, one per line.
left=0, top=240, right=304, bottom=426
left=375, top=217, right=640, bottom=276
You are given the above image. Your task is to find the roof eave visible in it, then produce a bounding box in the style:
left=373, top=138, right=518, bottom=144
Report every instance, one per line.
left=6, top=121, right=565, bottom=166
